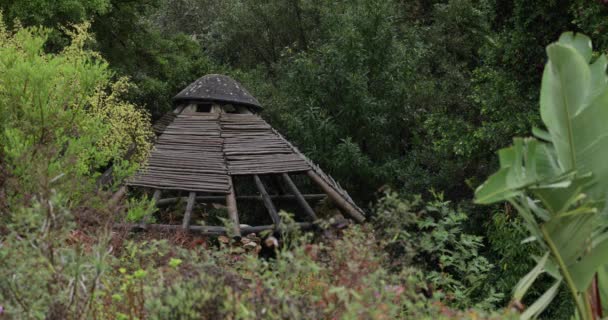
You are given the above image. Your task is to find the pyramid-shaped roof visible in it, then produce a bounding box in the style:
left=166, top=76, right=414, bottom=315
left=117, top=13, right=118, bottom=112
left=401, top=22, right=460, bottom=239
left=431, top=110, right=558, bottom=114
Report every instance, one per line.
left=121, top=75, right=364, bottom=237
left=173, top=74, right=262, bottom=110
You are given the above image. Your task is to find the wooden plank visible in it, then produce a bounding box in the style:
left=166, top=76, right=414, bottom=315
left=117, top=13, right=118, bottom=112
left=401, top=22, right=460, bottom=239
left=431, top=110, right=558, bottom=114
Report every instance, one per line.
left=306, top=170, right=365, bottom=223
left=182, top=192, right=196, bottom=230
left=226, top=177, right=241, bottom=238
left=282, top=173, right=317, bottom=221
left=254, top=175, right=280, bottom=226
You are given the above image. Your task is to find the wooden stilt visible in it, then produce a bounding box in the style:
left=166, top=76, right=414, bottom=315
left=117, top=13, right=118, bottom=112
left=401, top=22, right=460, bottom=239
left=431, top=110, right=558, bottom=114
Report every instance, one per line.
left=182, top=192, right=196, bottom=231
left=306, top=170, right=365, bottom=223
left=226, top=177, right=241, bottom=238
left=254, top=175, right=281, bottom=226
left=281, top=173, right=317, bottom=221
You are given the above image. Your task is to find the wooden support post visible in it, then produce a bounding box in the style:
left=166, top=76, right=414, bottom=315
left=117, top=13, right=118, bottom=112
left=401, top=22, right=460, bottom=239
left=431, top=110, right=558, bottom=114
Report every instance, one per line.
left=281, top=173, right=317, bottom=221
left=182, top=192, right=196, bottom=231
left=226, top=177, right=241, bottom=238
left=254, top=175, right=281, bottom=226
left=306, top=170, right=365, bottom=223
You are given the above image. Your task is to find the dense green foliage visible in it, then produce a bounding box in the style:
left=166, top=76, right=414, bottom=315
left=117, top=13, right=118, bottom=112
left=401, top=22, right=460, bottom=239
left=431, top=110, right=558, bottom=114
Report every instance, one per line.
left=374, top=191, right=500, bottom=309
left=0, top=21, right=152, bottom=204
left=3, top=0, right=608, bottom=318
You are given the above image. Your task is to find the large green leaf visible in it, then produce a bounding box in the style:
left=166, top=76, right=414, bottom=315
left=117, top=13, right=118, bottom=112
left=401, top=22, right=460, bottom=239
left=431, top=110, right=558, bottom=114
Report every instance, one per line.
left=474, top=138, right=561, bottom=204
left=520, top=280, right=561, bottom=320
left=540, top=32, right=608, bottom=203
left=475, top=32, right=608, bottom=319
left=513, top=252, right=551, bottom=301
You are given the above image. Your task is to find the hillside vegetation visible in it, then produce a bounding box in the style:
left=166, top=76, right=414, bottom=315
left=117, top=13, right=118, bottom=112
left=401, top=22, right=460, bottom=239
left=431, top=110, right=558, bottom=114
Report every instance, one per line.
left=2, top=0, right=608, bottom=319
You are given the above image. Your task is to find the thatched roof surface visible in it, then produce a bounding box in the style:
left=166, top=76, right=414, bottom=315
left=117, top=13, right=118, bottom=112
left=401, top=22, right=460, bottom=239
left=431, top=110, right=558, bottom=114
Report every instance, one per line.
left=173, top=74, right=262, bottom=110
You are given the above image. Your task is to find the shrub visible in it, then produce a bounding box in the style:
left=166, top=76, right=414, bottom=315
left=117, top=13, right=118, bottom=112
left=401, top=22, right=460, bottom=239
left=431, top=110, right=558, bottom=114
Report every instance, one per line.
left=373, top=191, right=502, bottom=309
left=0, top=19, right=152, bottom=206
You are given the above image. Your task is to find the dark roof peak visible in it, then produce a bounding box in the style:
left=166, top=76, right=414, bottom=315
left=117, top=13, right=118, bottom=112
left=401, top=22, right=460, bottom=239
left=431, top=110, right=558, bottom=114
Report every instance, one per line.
left=173, top=74, right=262, bottom=110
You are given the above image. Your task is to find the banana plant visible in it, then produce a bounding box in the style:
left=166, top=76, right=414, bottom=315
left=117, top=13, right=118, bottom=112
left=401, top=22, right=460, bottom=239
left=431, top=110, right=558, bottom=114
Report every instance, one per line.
left=475, top=32, right=608, bottom=319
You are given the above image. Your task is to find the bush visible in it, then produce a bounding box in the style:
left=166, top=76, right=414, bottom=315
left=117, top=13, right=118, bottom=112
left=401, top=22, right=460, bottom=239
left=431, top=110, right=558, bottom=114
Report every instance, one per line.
left=373, top=191, right=502, bottom=309
left=0, top=20, right=152, bottom=205
left=93, top=225, right=514, bottom=319
left=0, top=19, right=153, bottom=319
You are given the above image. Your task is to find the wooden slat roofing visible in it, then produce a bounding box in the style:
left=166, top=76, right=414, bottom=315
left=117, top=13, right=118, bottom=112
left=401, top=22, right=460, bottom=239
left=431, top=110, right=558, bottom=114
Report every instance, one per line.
left=129, top=113, right=230, bottom=193
left=127, top=113, right=311, bottom=193
left=221, top=114, right=311, bottom=175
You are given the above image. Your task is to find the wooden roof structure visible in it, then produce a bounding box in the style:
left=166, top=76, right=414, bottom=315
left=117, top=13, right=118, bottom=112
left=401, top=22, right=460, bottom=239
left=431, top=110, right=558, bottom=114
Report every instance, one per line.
left=115, top=75, right=365, bottom=238
left=173, top=74, right=262, bottom=110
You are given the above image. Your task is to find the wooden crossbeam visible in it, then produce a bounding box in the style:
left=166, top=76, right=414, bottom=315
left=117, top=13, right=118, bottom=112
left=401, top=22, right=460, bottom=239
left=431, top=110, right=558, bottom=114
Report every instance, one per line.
left=254, top=175, right=281, bottom=226
left=182, top=192, right=196, bottom=230
left=226, top=177, right=241, bottom=238
left=281, top=173, right=317, bottom=221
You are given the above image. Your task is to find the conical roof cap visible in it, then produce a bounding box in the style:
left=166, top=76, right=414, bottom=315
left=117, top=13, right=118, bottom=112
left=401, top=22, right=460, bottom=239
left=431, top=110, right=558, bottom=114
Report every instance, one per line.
left=173, top=74, right=262, bottom=109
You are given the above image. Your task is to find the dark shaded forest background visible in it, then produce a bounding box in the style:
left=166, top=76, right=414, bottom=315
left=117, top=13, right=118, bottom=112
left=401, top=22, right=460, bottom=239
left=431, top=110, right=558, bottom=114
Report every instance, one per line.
left=3, top=0, right=597, bottom=202
left=2, top=0, right=608, bottom=318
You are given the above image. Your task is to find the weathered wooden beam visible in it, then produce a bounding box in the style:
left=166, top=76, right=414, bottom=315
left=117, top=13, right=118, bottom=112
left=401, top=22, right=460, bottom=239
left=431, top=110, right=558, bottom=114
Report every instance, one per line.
left=254, top=175, right=280, bottom=226
left=226, top=177, right=241, bottom=238
left=306, top=170, right=365, bottom=223
left=155, top=194, right=327, bottom=206
left=281, top=173, right=317, bottom=221
left=182, top=192, right=196, bottom=231
left=113, top=222, right=314, bottom=236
